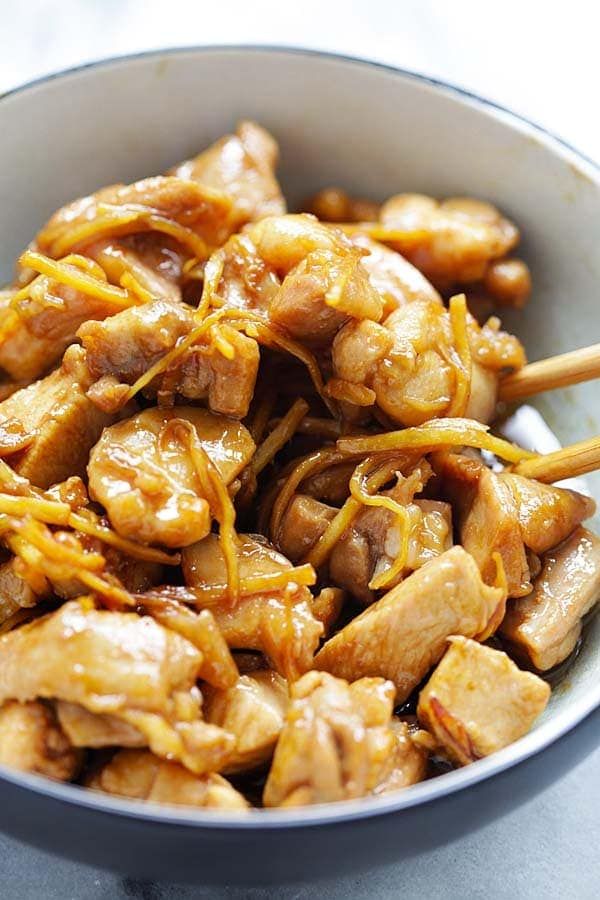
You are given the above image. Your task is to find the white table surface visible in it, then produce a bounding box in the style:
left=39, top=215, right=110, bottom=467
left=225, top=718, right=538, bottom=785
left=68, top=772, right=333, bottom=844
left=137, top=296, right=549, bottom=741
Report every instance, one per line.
left=1, top=2, right=599, bottom=896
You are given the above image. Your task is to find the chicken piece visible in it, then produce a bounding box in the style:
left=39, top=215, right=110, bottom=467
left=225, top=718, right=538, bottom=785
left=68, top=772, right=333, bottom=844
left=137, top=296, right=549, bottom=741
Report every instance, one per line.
left=332, top=298, right=524, bottom=427
left=36, top=176, right=233, bottom=258
left=501, top=527, right=600, bottom=670
left=171, top=120, right=285, bottom=227
left=274, top=493, right=336, bottom=563
left=56, top=701, right=146, bottom=748
left=0, top=700, right=82, bottom=781
left=245, top=214, right=347, bottom=274
left=330, top=497, right=453, bottom=605
left=436, top=453, right=595, bottom=597
left=162, top=325, right=260, bottom=419
left=417, top=636, right=550, bottom=765
left=79, top=299, right=193, bottom=385
left=302, top=461, right=356, bottom=506
left=310, top=587, right=345, bottom=636
left=269, top=247, right=383, bottom=346
left=87, top=234, right=184, bottom=305
left=80, top=300, right=260, bottom=418
left=373, top=719, right=429, bottom=794
left=88, top=407, right=254, bottom=547
left=263, top=671, right=397, bottom=807
left=0, top=281, right=122, bottom=382
left=315, top=546, right=506, bottom=702
left=276, top=464, right=452, bottom=605
left=203, top=670, right=288, bottom=773
left=204, top=233, right=281, bottom=316
left=0, top=345, right=114, bottom=488
left=482, top=258, right=531, bottom=308
left=331, top=319, right=394, bottom=390
left=182, top=534, right=323, bottom=680
left=87, top=749, right=247, bottom=810
left=379, top=194, right=520, bottom=290
left=307, top=186, right=380, bottom=223
left=501, top=474, right=595, bottom=555
left=350, top=233, right=442, bottom=314
left=0, top=600, right=234, bottom=774
left=0, top=555, right=48, bottom=623
left=443, top=457, right=531, bottom=597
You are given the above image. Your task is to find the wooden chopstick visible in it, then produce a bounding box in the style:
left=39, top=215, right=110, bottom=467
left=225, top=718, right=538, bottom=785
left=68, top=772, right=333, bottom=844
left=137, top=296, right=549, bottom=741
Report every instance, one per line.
left=499, top=343, right=600, bottom=403
left=513, top=435, right=600, bottom=483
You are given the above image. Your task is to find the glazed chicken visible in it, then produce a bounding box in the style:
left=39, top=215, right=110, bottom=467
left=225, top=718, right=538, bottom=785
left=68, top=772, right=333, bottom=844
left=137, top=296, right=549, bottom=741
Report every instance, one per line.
left=181, top=534, right=323, bottom=679
left=0, top=600, right=234, bottom=774
left=88, top=407, right=255, bottom=547
left=315, top=546, right=506, bottom=701
left=275, top=460, right=453, bottom=604
left=435, top=452, right=595, bottom=597
left=501, top=527, right=600, bottom=670
left=0, top=700, right=82, bottom=781
left=0, top=119, right=596, bottom=812
left=203, top=669, right=288, bottom=773
left=417, top=636, right=550, bottom=765
left=88, top=749, right=248, bottom=810
left=263, top=671, right=398, bottom=807
left=0, top=344, right=115, bottom=488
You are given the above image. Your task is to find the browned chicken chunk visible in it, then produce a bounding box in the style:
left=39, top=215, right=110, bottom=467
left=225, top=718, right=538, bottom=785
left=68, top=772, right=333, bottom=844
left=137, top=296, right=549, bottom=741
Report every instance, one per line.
left=373, top=719, right=429, bottom=795
left=182, top=534, right=323, bottom=680
left=36, top=176, right=233, bottom=259
left=171, top=120, right=285, bottom=227
left=204, top=670, right=288, bottom=773
left=80, top=300, right=260, bottom=418
left=436, top=453, right=595, bottom=597
left=87, top=749, right=248, bottom=809
left=79, top=299, right=194, bottom=386
left=86, top=235, right=185, bottom=305
left=332, top=298, right=524, bottom=427
left=276, top=465, right=452, bottom=605
left=501, top=527, right=600, bottom=670
left=350, top=233, right=442, bottom=314
left=315, top=546, right=506, bottom=701
left=0, top=600, right=234, bottom=774
left=0, top=281, right=122, bottom=382
left=0, top=700, right=82, bottom=781
left=0, top=345, right=114, bottom=488
left=0, top=558, right=48, bottom=627
left=417, top=636, right=550, bottom=764
left=378, top=194, right=521, bottom=290
left=88, top=407, right=254, bottom=547
left=56, top=701, right=146, bottom=749
left=263, top=671, right=399, bottom=807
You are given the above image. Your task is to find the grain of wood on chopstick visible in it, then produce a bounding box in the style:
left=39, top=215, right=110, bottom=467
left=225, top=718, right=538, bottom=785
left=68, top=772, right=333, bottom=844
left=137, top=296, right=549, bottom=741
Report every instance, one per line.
left=499, top=343, right=600, bottom=402
left=513, top=435, right=600, bottom=483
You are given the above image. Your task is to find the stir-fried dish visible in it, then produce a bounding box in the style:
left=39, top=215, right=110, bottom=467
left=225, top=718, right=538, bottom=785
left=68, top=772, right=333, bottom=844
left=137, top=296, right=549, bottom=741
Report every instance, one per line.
left=0, top=120, right=597, bottom=812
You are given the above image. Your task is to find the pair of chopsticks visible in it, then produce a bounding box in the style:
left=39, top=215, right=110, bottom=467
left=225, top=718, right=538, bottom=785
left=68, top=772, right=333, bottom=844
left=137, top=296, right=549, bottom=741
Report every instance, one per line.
left=498, top=343, right=600, bottom=482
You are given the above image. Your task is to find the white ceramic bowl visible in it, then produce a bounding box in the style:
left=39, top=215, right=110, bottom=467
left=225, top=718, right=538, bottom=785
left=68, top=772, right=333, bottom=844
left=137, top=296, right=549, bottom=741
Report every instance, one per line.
left=0, top=47, right=599, bottom=884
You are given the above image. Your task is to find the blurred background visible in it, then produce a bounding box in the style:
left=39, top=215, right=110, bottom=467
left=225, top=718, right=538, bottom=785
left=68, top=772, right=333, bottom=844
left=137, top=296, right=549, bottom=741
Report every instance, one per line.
left=2, top=0, right=599, bottom=162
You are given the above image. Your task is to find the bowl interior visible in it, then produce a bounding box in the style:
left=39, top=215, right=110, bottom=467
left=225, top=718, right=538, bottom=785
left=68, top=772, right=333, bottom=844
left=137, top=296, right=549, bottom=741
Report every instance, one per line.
left=1, top=47, right=599, bottom=808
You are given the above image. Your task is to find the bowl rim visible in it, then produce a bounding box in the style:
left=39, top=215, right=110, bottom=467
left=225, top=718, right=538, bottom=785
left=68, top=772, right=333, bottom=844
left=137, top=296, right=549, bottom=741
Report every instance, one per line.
left=0, top=43, right=599, bottom=831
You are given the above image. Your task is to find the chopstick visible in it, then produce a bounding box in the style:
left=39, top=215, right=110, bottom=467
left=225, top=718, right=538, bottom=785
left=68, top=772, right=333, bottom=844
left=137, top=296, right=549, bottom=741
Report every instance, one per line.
left=499, top=342, right=600, bottom=403
left=513, top=435, right=600, bottom=483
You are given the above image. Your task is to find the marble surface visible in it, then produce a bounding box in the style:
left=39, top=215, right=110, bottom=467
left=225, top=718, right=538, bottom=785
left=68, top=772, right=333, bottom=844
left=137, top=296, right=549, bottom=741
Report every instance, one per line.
left=1, top=2, right=599, bottom=896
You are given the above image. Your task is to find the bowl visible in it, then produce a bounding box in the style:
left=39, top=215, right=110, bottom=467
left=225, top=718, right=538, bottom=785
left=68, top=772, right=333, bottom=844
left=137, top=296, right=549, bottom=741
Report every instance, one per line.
left=0, top=46, right=599, bottom=886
